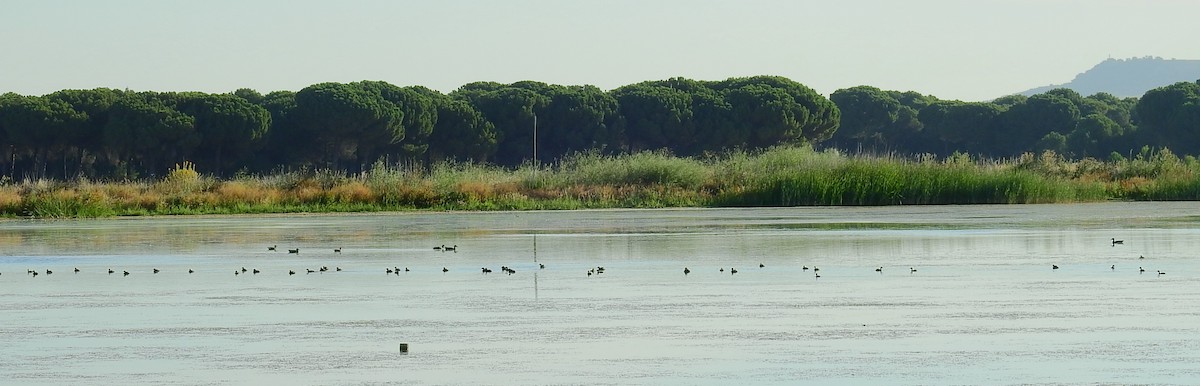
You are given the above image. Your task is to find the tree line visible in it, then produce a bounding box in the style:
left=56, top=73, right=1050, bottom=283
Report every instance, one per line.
left=0, top=76, right=1197, bottom=180
left=0, top=76, right=838, bottom=179
left=829, top=80, right=1200, bottom=160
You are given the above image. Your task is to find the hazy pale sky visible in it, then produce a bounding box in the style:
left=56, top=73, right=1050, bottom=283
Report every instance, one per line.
left=3, top=0, right=1196, bottom=101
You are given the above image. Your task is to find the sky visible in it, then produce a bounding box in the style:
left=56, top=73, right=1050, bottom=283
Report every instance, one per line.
left=2, top=0, right=1197, bottom=101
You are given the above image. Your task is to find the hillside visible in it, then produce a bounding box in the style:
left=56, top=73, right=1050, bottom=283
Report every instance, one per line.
left=1018, top=57, right=1200, bottom=98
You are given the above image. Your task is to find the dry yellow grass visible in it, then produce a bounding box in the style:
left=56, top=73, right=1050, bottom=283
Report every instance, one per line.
left=328, top=181, right=376, bottom=203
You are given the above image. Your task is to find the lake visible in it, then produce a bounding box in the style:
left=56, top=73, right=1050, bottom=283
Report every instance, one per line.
left=2, top=202, right=1199, bottom=385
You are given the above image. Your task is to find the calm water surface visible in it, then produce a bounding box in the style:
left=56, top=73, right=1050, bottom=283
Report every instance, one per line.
left=2, top=202, right=1199, bottom=385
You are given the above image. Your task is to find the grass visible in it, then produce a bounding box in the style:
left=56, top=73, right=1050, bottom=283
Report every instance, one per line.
left=2, top=146, right=1198, bottom=218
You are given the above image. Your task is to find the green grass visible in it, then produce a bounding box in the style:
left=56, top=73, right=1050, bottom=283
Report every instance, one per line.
left=2, top=146, right=1198, bottom=218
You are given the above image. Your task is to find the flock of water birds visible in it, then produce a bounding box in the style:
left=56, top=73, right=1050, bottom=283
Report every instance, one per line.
left=1, top=237, right=1172, bottom=279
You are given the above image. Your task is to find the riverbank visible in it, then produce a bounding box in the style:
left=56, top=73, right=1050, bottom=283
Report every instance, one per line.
left=2, top=146, right=1197, bottom=218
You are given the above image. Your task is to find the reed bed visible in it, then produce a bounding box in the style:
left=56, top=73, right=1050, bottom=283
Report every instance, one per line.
left=2, top=146, right=1197, bottom=218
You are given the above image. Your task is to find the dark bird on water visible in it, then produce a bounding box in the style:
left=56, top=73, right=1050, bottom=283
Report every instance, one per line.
left=288, top=248, right=299, bottom=254
left=74, top=268, right=80, bottom=273
left=333, top=248, right=341, bottom=253
left=910, top=267, right=917, bottom=273
left=442, top=267, right=449, bottom=273
left=269, top=245, right=277, bottom=251
left=539, top=264, right=545, bottom=269
left=1139, top=267, right=1145, bottom=273
left=1052, top=265, right=1059, bottom=270
left=108, top=269, right=114, bottom=274
left=289, top=270, right=296, bottom=275
left=683, top=267, right=690, bottom=275
left=875, top=266, right=883, bottom=273
left=252, top=269, right=260, bottom=274
left=123, top=271, right=130, bottom=276
left=1111, top=265, right=1115, bottom=270
left=336, top=267, right=342, bottom=272
left=153, top=268, right=160, bottom=274
left=1158, top=270, right=1166, bottom=275
left=759, top=263, right=765, bottom=268
left=189, top=269, right=194, bottom=274
left=1112, top=238, right=1124, bottom=245
left=731, top=268, right=738, bottom=274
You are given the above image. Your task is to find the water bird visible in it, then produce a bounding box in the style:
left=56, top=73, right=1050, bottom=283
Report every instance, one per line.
left=336, top=267, right=342, bottom=272
left=1112, top=238, right=1124, bottom=245
left=386, top=268, right=394, bottom=274
left=539, top=264, right=545, bottom=269
left=46, top=270, right=52, bottom=275
left=684, top=267, right=690, bottom=275
left=731, top=268, right=738, bottom=274
left=288, top=248, right=299, bottom=254
left=433, top=245, right=445, bottom=251
left=759, top=263, right=765, bottom=268
left=74, top=268, right=80, bottom=273
left=875, top=266, right=883, bottom=273
left=1158, top=270, right=1166, bottom=275
left=445, top=245, right=457, bottom=252
left=482, top=267, right=492, bottom=274
left=241, top=267, right=248, bottom=273
left=1052, top=265, right=1059, bottom=270
left=32, top=271, right=38, bottom=277
left=268, top=245, right=277, bottom=251
left=910, top=267, right=917, bottom=273
left=289, top=270, right=296, bottom=275
left=307, top=269, right=315, bottom=274
left=235, top=271, right=240, bottom=276
left=803, top=266, right=809, bottom=271
left=123, top=271, right=130, bottom=276
left=252, top=269, right=260, bottom=274
left=587, top=270, right=593, bottom=277
left=813, top=267, right=820, bottom=272
left=719, top=268, right=724, bottom=272
left=333, top=247, right=342, bottom=253
left=189, top=269, right=194, bottom=274
left=153, top=268, right=160, bottom=274
left=1111, top=265, right=1115, bottom=270
left=442, top=267, right=449, bottom=273
left=404, top=267, right=409, bottom=272
left=596, top=266, right=605, bottom=273
left=108, top=269, right=114, bottom=274
left=1139, top=267, right=1145, bottom=273
left=1139, top=255, right=1145, bottom=259
left=815, top=272, right=821, bottom=279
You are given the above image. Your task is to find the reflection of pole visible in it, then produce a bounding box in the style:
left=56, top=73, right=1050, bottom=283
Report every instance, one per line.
left=533, top=233, right=539, bottom=300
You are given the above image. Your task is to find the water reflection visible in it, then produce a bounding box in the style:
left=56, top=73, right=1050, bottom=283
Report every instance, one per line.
left=1, top=202, right=1199, bottom=385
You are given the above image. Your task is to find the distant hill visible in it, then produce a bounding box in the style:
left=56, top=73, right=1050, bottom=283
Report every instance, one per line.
left=1016, top=57, right=1200, bottom=98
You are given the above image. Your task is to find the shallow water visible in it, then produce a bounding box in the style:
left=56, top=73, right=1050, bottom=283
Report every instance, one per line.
left=1, top=202, right=1199, bottom=385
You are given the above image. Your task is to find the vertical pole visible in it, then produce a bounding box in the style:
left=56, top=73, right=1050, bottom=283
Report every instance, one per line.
left=532, top=113, right=538, bottom=181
